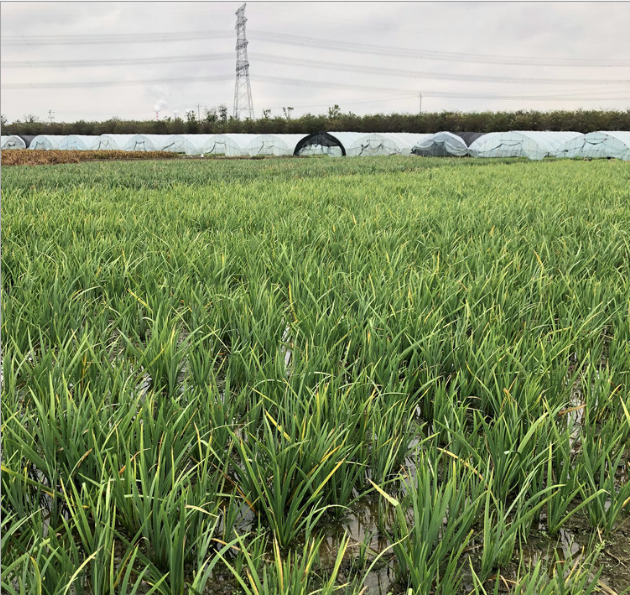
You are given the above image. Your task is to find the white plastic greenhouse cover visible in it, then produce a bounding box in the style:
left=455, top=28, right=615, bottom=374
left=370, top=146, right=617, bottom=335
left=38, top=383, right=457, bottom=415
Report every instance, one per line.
left=58, top=135, right=101, bottom=150
left=123, top=134, right=169, bottom=152
left=334, top=133, right=416, bottom=156
left=29, top=135, right=66, bottom=150
left=382, top=133, right=431, bottom=155
left=273, top=134, right=309, bottom=154
left=327, top=132, right=371, bottom=156
left=92, top=135, right=135, bottom=150
left=246, top=134, right=306, bottom=156
left=0, top=136, right=7, bottom=148
left=413, top=132, right=467, bottom=157
left=298, top=144, right=342, bottom=157
left=159, top=135, right=197, bottom=155
left=200, top=134, right=259, bottom=156
left=164, top=134, right=216, bottom=155
left=555, top=131, right=630, bottom=160
left=2, top=135, right=27, bottom=149
left=468, top=131, right=582, bottom=160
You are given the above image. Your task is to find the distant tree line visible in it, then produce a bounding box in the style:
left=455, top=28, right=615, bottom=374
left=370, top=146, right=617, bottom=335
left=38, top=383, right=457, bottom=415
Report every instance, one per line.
left=3, top=107, right=629, bottom=136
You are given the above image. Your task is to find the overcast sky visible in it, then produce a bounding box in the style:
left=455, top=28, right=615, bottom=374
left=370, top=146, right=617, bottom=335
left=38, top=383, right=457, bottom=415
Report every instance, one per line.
left=1, top=1, right=629, bottom=123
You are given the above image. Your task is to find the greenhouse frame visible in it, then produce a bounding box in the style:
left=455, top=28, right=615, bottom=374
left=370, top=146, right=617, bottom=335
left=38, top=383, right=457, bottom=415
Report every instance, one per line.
left=58, top=135, right=101, bottom=151
left=555, top=131, right=630, bottom=160
left=468, top=131, right=582, bottom=160
left=29, top=135, right=67, bottom=150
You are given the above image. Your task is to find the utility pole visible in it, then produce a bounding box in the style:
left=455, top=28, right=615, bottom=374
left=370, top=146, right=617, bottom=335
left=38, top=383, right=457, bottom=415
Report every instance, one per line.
left=233, top=3, right=254, bottom=120
left=197, top=104, right=201, bottom=120
left=418, top=93, right=423, bottom=114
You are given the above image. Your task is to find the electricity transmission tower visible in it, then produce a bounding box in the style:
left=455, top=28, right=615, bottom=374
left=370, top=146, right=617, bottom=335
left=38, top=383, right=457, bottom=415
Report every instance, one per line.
left=233, top=3, right=254, bottom=120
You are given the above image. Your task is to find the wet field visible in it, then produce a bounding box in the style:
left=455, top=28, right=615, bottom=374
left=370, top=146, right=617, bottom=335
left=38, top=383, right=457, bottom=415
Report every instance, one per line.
left=2, top=157, right=629, bottom=594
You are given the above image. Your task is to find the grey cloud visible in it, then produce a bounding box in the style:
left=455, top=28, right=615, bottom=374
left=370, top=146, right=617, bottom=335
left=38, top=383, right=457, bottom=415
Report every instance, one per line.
left=1, top=2, right=629, bottom=122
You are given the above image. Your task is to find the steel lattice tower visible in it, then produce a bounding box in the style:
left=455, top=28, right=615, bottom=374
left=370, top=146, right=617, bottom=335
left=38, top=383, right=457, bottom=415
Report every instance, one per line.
left=233, top=3, right=254, bottom=120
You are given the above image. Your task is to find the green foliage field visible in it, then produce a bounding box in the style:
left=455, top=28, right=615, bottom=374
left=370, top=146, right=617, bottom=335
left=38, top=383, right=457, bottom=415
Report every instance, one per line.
left=2, top=157, right=630, bottom=594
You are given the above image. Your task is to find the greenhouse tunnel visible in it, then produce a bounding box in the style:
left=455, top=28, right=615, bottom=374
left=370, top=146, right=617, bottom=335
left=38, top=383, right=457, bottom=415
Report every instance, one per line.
left=160, top=135, right=198, bottom=155
left=325, top=133, right=372, bottom=156
left=555, top=131, right=630, bottom=160
left=246, top=134, right=306, bottom=156
left=29, top=135, right=67, bottom=150
left=200, top=134, right=259, bottom=156
left=92, top=135, right=135, bottom=150
left=294, top=132, right=346, bottom=156
left=412, top=132, right=486, bottom=157
left=338, top=133, right=418, bottom=156
left=2, top=135, right=27, bottom=149
left=468, top=131, right=582, bottom=161
left=385, top=133, right=431, bottom=155
left=174, top=135, right=216, bottom=155
left=123, top=134, right=168, bottom=152
left=412, top=133, right=461, bottom=157
left=58, top=135, right=100, bottom=151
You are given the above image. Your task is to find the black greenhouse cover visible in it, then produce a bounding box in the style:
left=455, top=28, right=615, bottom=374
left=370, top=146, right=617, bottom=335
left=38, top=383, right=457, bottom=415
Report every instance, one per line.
left=294, top=131, right=346, bottom=156
left=453, top=132, right=485, bottom=147
left=19, top=135, right=36, bottom=148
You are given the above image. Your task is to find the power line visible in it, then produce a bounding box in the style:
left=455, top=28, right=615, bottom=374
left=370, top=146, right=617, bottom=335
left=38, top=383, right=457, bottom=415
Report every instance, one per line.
left=3, top=28, right=629, bottom=68
left=254, top=54, right=629, bottom=86
left=248, top=31, right=630, bottom=68
left=2, top=74, right=234, bottom=90
left=255, top=75, right=630, bottom=101
left=5, top=71, right=627, bottom=102
left=1, top=53, right=233, bottom=68
left=1, top=5, right=216, bottom=20
left=3, top=51, right=629, bottom=87
left=1, top=31, right=233, bottom=45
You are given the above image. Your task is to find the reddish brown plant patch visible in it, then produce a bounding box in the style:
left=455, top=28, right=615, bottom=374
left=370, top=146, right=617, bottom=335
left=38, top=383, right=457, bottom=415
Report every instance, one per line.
left=1, top=149, right=179, bottom=166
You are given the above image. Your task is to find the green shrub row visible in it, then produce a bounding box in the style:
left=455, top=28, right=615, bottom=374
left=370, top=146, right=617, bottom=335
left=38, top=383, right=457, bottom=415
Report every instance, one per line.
left=4, top=107, right=630, bottom=136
